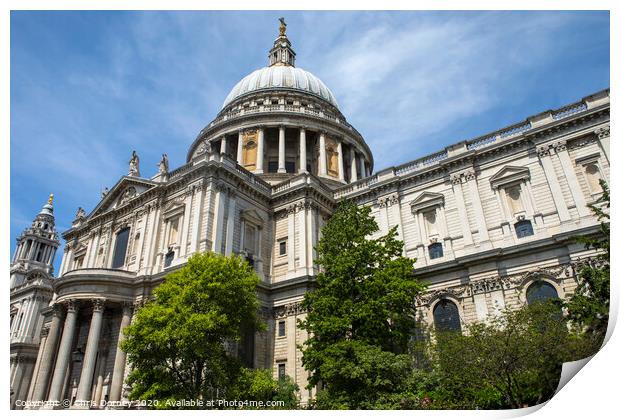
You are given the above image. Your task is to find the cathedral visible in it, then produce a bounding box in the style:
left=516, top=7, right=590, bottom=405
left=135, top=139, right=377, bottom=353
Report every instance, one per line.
left=10, top=19, right=611, bottom=409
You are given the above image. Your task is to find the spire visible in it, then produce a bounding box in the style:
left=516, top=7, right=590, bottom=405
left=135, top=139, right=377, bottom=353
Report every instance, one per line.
left=268, top=17, right=296, bottom=67
left=39, top=193, right=54, bottom=216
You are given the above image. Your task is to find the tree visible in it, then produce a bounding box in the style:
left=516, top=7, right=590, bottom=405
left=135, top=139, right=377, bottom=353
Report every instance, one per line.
left=427, top=302, right=591, bottom=409
left=564, top=180, right=610, bottom=350
left=299, top=200, right=425, bottom=409
left=121, top=252, right=263, bottom=408
left=230, top=369, right=299, bottom=409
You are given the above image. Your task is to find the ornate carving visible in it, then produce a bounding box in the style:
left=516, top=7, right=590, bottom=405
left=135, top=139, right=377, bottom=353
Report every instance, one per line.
left=536, top=144, right=552, bottom=157
left=273, top=302, right=305, bottom=318
left=554, top=139, right=568, bottom=152
left=65, top=299, right=78, bottom=312
left=451, top=169, right=477, bottom=184
left=594, top=125, right=610, bottom=139
left=92, top=299, right=106, bottom=312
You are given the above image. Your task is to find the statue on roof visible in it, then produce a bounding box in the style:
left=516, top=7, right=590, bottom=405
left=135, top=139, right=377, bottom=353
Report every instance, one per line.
left=128, top=150, right=140, bottom=177
left=47, top=193, right=54, bottom=206
left=158, top=153, right=169, bottom=175
left=279, top=17, right=286, bottom=36
left=75, top=207, right=86, bottom=219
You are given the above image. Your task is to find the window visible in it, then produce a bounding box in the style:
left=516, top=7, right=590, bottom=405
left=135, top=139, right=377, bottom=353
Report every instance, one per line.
left=73, top=255, right=85, bottom=270
left=526, top=281, right=559, bottom=305
left=278, top=320, right=286, bottom=337
left=428, top=242, right=443, bottom=260
left=268, top=161, right=278, bottom=173
left=164, top=248, right=174, bottom=268
left=584, top=163, right=603, bottom=194
left=35, top=245, right=46, bottom=262
left=514, top=220, right=534, bottom=238
left=433, top=300, right=461, bottom=333
left=285, top=161, right=296, bottom=173
left=279, top=240, right=287, bottom=256
left=111, top=228, right=130, bottom=268
left=278, top=363, right=286, bottom=381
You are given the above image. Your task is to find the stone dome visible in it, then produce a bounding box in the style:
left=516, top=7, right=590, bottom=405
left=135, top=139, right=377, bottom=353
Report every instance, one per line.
left=222, top=66, right=339, bottom=110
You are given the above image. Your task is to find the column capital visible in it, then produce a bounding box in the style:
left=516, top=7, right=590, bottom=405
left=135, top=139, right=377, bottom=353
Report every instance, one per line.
left=121, top=301, right=134, bottom=315
left=64, top=299, right=78, bottom=313
left=91, top=298, right=106, bottom=312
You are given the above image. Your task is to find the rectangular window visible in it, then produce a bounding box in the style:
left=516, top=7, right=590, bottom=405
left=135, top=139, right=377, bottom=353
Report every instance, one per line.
left=268, top=161, right=278, bottom=173
left=285, top=161, right=296, bottom=173
left=279, top=240, right=287, bottom=256
left=278, top=320, right=286, bottom=337
left=244, top=225, right=257, bottom=255
left=278, top=363, right=286, bottom=381
left=428, top=242, right=443, bottom=260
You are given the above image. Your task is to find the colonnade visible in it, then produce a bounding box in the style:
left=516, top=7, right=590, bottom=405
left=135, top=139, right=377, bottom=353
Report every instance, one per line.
left=29, top=299, right=133, bottom=409
left=217, top=125, right=370, bottom=182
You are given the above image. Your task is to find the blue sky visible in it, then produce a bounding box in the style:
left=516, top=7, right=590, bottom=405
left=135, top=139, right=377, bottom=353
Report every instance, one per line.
left=10, top=10, right=609, bottom=269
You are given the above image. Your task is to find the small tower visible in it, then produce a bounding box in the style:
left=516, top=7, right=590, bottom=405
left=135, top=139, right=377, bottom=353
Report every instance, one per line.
left=268, top=17, right=296, bottom=67
left=10, top=194, right=59, bottom=408
left=10, top=194, right=60, bottom=288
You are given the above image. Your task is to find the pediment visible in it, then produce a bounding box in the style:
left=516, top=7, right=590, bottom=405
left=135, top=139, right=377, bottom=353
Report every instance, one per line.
left=89, top=177, right=158, bottom=218
left=241, top=209, right=264, bottom=226
left=410, top=191, right=444, bottom=212
left=489, top=166, right=530, bottom=189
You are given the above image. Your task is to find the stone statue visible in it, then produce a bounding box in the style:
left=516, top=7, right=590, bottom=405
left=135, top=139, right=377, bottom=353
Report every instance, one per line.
left=196, top=140, right=212, bottom=155
left=279, top=17, right=286, bottom=36
left=101, top=187, right=109, bottom=198
left=75, top=207, right=86, bottom=219
left=128, top=150, right=140, bottom=177
left=158, top=153, right=169, bottom=174
left=47, top=193, right=54, bottom=206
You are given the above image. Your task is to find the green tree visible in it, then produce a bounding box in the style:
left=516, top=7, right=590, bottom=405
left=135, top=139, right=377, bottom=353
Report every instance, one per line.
left=230, top=369, right=299, bottom=409
left=428, top=302, right=590, bottom=409
left=564, top=180, right=610, bottom=350
left=299, top=200, right=425, bottom=409
left=121, top=252, right=263, bottom=408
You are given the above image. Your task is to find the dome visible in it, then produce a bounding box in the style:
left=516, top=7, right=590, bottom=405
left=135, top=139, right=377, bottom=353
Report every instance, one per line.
left=222, top=66, right=339, bottom=110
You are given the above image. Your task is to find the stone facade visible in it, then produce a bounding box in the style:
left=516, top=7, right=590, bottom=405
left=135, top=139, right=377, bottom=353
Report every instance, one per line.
left=10, top=20, right=611, bottom=409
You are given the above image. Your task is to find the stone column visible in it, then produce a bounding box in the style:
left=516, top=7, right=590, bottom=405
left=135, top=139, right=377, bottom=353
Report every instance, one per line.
left=465, top=171, right=490, bottom=243
left=555, top=141, right=589, bottom=218
left=31, top=305, right=63, bottom=402
left=336, top=141, right=345, bottom=182
left=350, top=151, right=358, bottom=183
left=109, top=302, right=133, bottom=403
left=360, top=158, right=367, bottom=178
left=537, top=145, right=571, bottom=222
left=220, top=135, right=227, bottom=155
left=256, top=127, right=265, bottom=174
left=75, top=300, right=105, bottom=405
left=189, top=182, right=204, bottom=255
left=299, top=128, right=307, bottom=174
left=47, top=301, right=79, bottom=404
left=224, top=193, right=237, bottom=256
left=236, top=130, right=244, bottom=165
left=318, top=132, right=327, bottom=176
left=450, top=175, right=473, bottom=246
left=287, top=205, right=296, bottom=277
left=278, top=125, right=286, bottom=173
left=212, top=184, right=227, bottom=254
left=92, top=349, right=108, bottom=406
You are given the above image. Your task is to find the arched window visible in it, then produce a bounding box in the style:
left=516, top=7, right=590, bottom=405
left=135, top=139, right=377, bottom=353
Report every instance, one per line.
left=428, top=242, right=443, bottom=259
left=111, top=228, right=130, bottom=269
left=526, top=281, right=559, bottom=305
left=433, top=300, right=461, bottom=333
left=514, top=220, right=534, bottom=238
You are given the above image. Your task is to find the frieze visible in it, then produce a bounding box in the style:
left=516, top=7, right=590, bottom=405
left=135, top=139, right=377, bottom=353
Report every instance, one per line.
left=594, top=124, right=610, bottom=139
left=416, top=264, right=574, bottom=307
left=273, top=302, right=306, bottom=318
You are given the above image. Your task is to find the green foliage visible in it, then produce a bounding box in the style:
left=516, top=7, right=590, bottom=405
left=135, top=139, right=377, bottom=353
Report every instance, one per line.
left=299, top=200, right=425, bottom=409
left=230, top=369, right=299, bottom=409
left=564, top=180, right=610, bottom=350
left=121, top=252, right=262, bottom=408
left=425, top=302, right=592, bottom=409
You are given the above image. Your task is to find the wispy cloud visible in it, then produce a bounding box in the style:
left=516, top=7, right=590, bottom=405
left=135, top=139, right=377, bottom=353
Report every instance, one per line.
left=10, top=11, right=609, bottom=268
